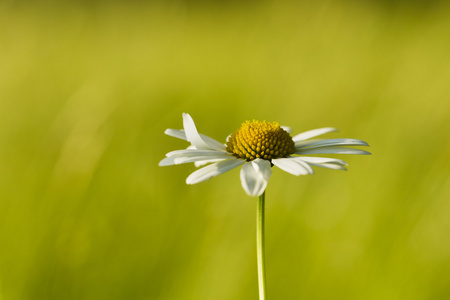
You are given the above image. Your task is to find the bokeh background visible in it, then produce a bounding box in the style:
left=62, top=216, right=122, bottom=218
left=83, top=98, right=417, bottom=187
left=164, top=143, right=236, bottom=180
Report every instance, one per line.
left=1, top=0, right=450, bottom=299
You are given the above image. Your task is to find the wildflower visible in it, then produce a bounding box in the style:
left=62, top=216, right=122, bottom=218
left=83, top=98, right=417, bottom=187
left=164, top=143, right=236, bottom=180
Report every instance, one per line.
left=160, top=112, right=371, bottom=299
left=159, top=113, right=370, bottom=197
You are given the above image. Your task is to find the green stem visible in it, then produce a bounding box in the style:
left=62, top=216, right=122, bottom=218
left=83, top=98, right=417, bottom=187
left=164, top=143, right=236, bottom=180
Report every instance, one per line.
left=257, top=191, right=267, bottom=300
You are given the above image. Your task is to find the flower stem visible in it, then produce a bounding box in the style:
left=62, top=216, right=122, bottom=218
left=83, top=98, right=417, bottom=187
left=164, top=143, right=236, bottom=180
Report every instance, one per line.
left=257, top=191, right=267, bottom=300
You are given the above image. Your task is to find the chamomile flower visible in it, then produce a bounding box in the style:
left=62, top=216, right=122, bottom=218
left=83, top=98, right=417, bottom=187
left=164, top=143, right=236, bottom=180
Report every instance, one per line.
left=159, top=113, right=370, bottom=197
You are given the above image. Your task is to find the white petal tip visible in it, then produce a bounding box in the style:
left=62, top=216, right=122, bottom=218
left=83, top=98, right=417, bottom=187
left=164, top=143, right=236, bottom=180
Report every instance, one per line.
left=186, top=175, right=199, bottom=185
left=158, top=158, right=173, bottom=166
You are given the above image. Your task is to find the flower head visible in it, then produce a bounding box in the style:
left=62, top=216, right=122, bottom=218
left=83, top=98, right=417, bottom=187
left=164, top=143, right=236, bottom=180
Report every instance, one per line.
left=226, top=121, right=295, bottom=161
left=159, top=113, right=370, bottom=197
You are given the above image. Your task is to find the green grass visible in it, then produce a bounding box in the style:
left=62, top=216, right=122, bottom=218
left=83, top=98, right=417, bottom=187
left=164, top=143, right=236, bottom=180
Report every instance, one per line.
left=1, top=1, right=450, bottom=299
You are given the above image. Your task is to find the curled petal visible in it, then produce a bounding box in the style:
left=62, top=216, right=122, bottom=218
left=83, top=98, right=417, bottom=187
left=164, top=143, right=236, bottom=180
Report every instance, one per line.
left=292, top=127, right=338, bottom=142
left=240, top=159, right=272, bottom=197
left=183, top=113, right=225, bottom=151
left=186, top=159, right=245, bottom=185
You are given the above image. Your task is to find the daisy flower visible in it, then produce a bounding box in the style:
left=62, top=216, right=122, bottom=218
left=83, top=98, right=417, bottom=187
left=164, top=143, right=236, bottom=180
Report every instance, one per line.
left=160, top=112, right=370, bottom=299
left=159, top=113, right=370, bottom=197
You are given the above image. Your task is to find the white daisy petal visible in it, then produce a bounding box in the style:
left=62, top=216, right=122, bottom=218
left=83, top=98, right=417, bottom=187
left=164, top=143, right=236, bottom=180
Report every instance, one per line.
left=240, top=159, right=272, bottom=197
left=272, top=158, right=313, bottom=176
left=296, top=159, right=314, bottom=174
left=161, top=150, right=232, bottom=166
left=165, top=149, right=207, bottom=157
left=165, top=149, right=229, bottom=157
left=161, top=150, right=233, bottom=166
left=281, top=126, right=292, bottom=133
left=183, top=113, right=226, bottom=151
left=292, top=127, right=338, bottom=142
left=294, top=157, right=348, bottom=170
left=294, top=139, right=320, bottom=148
left=296, top=138, right=369, bottom=149
left=165, top=149, right=225, bottom=157
left=174, top=153, right=233, bottom=165
left=165, top=129, right=225, bottom=151
left=183, top=113, right=210, bottom=150
left=194, top=159, right=228, bottom=168
left=186, top=159, right=245, bottom=185
left=294, top=156, right=348, bottom=166
left=306, top=162, right=347, bottom=171
left=200, top=135, right=227, bottom=151
left=252, top=158, right=272, bottom=181
left=159, top=156, right=178, bottom=167
left=296, top=147, right=371, bottom=155
left=165, top=129, right=187, bottom=140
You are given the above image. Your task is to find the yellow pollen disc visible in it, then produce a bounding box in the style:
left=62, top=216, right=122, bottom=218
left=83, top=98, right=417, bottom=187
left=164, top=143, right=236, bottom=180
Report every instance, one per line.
left=226, top=120, right=295, bottom=161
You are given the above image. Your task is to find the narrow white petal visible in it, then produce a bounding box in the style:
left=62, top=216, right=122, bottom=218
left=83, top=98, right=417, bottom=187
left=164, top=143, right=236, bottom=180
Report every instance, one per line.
left=174, top=153, right=233, bottom=165
left=240, top=159, right=272, bottom=197
left=186, top=159, right=245, bottom=185
left=295, top=139, right=321, bottom=148
left=163, top=149, right=233, bottom=165
left=296, top=147, right=371, bottom=155
left=293, top=156, right=348, bottom=166
left=165, top=149, right=202, bottom=157
left=165, top=129, right=187, bottom=140
left=160, top=150, right=230, bottom=166
left=296, top=138, right=369, bottom=149
left=183, top=113, right=208, bottom=150
left=165, top=149, right=225, bottom=157
left=292, top=127, right=338, bottom=142
left=165, top=128, right=225, bottom=150
left=306, top=162, right=347, bottom=171
left=272, top=158, right=313, bottom=176
left=194, top=159, right=228, bottom=168
left=159, top=156, right=177, bottom=166
left=200, top=134, right=227, bottom=151
left=182, top=113, right=225, bottom=151
left=281, top=126, right=292, bottom=133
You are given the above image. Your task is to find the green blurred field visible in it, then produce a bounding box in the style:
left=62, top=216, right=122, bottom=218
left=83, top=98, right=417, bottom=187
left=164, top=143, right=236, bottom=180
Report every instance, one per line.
left=1, top=0, right=450, bottom=299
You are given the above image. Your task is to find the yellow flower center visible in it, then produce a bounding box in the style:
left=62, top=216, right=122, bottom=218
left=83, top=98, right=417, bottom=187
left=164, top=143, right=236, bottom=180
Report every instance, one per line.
left=226, top=120, right=295, bottom=161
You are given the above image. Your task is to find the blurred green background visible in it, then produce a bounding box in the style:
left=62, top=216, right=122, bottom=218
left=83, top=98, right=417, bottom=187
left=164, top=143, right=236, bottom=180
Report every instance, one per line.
left=1, top=0, right=450, bottom=299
